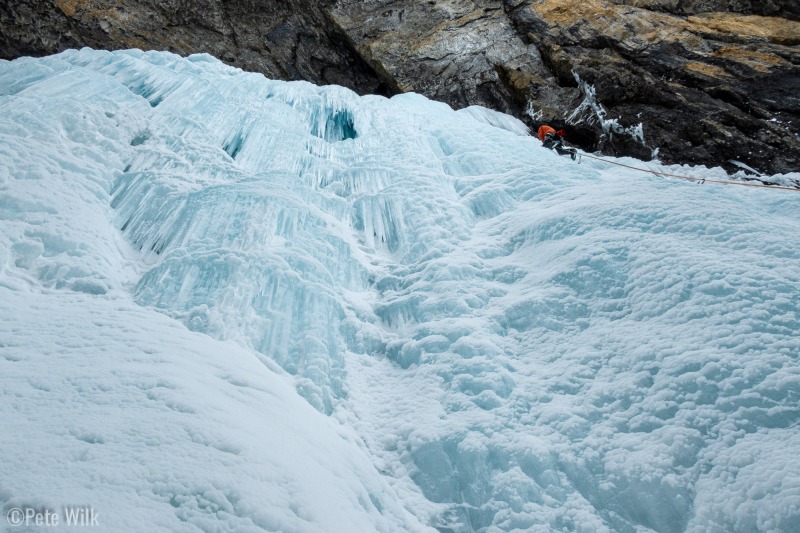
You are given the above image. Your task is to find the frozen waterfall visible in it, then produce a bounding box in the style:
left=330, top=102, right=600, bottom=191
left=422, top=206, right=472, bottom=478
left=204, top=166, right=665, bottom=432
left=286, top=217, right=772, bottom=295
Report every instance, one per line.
left=1, top=49, right=799, bottom=532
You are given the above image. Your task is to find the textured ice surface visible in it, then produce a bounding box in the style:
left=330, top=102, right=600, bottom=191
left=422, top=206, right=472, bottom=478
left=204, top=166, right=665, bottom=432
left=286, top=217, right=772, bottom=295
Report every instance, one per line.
left=0, top=290, right=426, bottom=532
left=1, top=49, right=799, bottom=532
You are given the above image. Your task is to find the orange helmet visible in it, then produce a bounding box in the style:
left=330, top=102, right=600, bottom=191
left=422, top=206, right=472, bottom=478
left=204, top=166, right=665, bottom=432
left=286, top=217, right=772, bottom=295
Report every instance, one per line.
left=537, top=125, right=556, bottom=142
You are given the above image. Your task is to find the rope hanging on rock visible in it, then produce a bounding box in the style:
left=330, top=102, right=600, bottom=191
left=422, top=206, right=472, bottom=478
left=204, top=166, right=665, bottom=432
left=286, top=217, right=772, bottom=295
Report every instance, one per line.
left=577, top=153, right=800, bottom=192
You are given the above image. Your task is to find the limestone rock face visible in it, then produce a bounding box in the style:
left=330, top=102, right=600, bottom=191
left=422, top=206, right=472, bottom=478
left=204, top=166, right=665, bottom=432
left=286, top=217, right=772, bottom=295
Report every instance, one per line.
left=0, top=0, right=396, bottom=95
left=329, top=1, right=551, bottom=120
left=2, top=0, right=799, bottom=173
left=505, top=0, right=800, bottom=172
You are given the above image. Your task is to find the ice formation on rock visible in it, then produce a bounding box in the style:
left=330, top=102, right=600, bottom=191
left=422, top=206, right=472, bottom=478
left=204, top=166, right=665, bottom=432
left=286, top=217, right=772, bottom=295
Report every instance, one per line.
left=1, top=49, right=799, bottom=532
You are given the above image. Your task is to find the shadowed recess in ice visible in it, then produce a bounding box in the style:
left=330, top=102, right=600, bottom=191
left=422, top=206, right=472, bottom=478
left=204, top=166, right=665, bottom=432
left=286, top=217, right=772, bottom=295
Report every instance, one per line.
left=2, top=48, right=799, bottom=533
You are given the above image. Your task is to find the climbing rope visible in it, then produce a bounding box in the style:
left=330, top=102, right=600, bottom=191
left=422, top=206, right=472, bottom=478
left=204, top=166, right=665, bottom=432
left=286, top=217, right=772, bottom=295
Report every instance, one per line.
left=576, top=152, right=800, bottom=192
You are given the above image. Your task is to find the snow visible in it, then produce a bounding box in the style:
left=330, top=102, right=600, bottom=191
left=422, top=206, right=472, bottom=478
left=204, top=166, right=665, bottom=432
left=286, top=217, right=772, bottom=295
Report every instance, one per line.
left=1, top=48, right=799, bottom=532
left=0, top=291, right=423, bottom=532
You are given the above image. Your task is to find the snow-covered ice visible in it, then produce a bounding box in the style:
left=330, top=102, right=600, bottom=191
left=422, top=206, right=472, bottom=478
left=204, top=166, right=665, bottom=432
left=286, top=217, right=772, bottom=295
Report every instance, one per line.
left=1, top=48, right=799, bottom=532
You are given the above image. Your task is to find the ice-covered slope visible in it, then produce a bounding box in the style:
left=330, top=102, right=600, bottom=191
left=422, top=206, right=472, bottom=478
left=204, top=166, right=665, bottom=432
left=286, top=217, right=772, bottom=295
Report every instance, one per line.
left=0, top=50, right=427, bottom=533
left=1, top=49, right=799, bottom=532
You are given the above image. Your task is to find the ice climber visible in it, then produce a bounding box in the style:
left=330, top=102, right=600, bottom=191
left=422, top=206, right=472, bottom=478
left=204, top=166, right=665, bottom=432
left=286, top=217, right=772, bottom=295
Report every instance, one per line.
left=538, top=125, right=577, bottom=160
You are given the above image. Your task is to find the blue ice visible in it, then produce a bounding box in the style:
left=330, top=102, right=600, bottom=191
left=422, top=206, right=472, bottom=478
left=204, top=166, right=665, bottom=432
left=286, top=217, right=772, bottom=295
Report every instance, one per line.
left=1, top=48, right=799, bottom=532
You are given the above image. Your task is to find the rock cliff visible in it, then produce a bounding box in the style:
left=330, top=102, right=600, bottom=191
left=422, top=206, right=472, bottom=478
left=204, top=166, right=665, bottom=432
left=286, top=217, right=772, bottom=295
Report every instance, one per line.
left=2, top=0, right=799, bottom=173
left=0, top=0, right=396, bottom=95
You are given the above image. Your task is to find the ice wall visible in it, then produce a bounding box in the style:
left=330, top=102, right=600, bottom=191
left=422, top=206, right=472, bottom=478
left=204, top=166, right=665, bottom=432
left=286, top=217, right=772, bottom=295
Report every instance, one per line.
left=0, top=50, right=429, bottom=532
left=1, top=49, right=799, bottom=532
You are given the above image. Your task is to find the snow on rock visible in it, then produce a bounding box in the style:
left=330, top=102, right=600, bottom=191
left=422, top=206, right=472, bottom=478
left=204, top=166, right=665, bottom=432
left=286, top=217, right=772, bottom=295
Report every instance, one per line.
left=1, top=48, right=799, bottom=532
